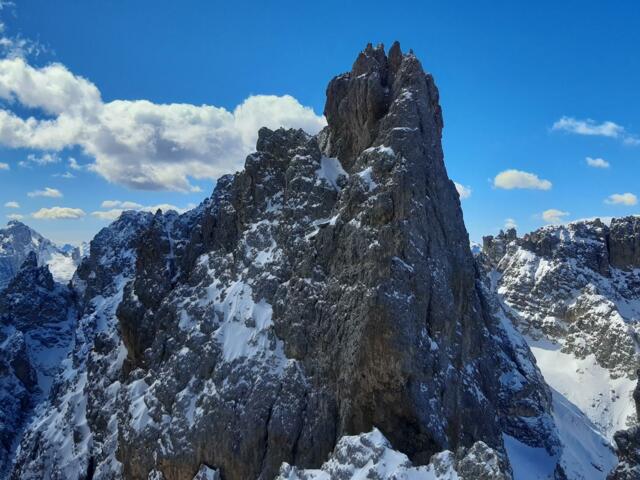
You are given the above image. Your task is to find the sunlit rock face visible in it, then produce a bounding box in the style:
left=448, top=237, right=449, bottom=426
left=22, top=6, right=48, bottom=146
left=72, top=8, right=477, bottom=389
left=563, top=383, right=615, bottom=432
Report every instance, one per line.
left=0, top=220, right=80, bottom=290
left=9, top=44, right=574, bottom=480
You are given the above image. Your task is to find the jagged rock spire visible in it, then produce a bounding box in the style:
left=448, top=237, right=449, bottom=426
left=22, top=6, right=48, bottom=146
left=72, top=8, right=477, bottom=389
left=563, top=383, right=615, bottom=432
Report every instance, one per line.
left=322, top=41, right=442, bottom=172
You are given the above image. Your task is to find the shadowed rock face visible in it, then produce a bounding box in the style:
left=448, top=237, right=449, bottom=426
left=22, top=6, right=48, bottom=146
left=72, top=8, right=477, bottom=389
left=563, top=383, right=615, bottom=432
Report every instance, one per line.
left=11, top=44, right=559, bottom=480
left=0, top=253, right=75, bottom=477
left=609, top=217, right=640, bottom=270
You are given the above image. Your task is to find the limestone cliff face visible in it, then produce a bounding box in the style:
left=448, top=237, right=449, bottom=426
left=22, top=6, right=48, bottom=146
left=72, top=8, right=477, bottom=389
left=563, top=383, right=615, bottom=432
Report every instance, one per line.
left=11, top=44, right=561, bottom=480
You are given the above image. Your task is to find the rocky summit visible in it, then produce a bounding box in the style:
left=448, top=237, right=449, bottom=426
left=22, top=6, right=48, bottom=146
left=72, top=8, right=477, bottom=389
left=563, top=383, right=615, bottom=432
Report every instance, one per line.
left=0, top=43, right=637, bottom=480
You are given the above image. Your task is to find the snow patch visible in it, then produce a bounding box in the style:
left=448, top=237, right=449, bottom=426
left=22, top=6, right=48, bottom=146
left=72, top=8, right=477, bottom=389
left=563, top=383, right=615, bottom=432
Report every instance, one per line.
left=357, top=166, right=378, bottom=191
left=315, top=156, right=347, bottom=190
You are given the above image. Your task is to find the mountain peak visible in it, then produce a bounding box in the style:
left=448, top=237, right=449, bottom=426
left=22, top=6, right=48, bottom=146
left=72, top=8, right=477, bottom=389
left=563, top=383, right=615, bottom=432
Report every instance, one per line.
left=323, top=42, right=441, bottom=171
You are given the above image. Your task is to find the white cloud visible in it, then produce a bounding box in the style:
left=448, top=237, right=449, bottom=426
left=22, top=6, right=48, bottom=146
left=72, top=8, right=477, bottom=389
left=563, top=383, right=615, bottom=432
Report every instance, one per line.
left=605, top=193, right=637, bottom=206
left=552, top=116, right=639, bottom=145
left=493, top=169, right=552, bottom=190
left=0, top=57, right=327, bottom=191
left=23, top=152, right=60, bottom=166
left=542, top=209, right=570, bottom=224
left=504, top=218, right=517, bottom=230
left=585, top=156, right=610, bottom=168
left=454, top=181, right=471, bottom=199
left=141, top=203, right=188, bottom=213
left=100, top=200, right=143, bottom=209
left=0, top=3, right=43, bottom=59
left=32, top=206, right=85, bottom=219
left=91, top=209, right=130, bottom=221
left=92, top=201, right=189, bottom=221
left=7, top=213, right=23, bottom=220
left=0, top=161, right=8, bottom=170
left=4, top=200, right=19, bottom=208
left=68, top=157, right=82, bottom=170
left=27, top=187, right=62, bottom=198
left=53, top=171, right=75, bottom=179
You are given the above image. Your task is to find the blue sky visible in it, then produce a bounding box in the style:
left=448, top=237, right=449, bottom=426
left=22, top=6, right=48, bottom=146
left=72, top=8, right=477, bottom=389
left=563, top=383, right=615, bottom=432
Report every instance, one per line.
left=0, top=1, right=639, bottom=244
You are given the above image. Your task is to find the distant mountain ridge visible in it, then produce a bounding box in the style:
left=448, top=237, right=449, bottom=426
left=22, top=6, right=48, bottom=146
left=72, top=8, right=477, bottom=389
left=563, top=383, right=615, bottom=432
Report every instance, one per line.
left=481, top=218, right=640, bottom=479
left=0, top=220, right=81, bottom=290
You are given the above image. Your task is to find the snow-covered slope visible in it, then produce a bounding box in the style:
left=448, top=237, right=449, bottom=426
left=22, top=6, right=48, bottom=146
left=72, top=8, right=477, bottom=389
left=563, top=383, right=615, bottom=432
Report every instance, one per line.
left=0, top=220, right=80, bottom=288
left=481, top=220, right=640, bottom=478
left=11, top=211, right=156, bottom=479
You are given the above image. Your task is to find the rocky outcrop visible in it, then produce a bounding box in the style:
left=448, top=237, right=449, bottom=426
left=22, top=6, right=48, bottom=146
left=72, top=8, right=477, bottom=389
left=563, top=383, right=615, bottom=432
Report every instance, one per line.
left=609, top=217, right=640, bottom=270
left=277, top=428, right=508, bottom=479
left=482, top=228, right=517, bottom=267
left=0, top=252, right=75, bottom=476
left=11, top=43, right=567, bottom=480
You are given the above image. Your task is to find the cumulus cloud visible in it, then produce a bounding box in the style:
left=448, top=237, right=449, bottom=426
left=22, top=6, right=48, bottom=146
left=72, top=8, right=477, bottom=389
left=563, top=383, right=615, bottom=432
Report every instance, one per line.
left=91, top=200, right=191, bottom=221
left=504, top=218, right=517, bottom=230
left=454, top=182, right=471, bottom=200
left=0, top=57, right=327, bottom=191
left=100, top=200, right=143, bottom=209
left=605, top=193, right=637, bottom=206
left=493, top=169, right=552, bottom=190
left=0, top=161, right=8, bottom=170
left=91, top=209, right=133, bottom=221
left=7, top=213, right=24, bottom=220
left=32, top=206, right=85, bottom=219
left=27, top=187, right=62, bottom=198
left=552, top=116, right=639, bottom=145
left=585, top=157, right=610, bottom=168
left=4, top=200, right=19, bottom=208
left=542, top=209, right=569, bottom=224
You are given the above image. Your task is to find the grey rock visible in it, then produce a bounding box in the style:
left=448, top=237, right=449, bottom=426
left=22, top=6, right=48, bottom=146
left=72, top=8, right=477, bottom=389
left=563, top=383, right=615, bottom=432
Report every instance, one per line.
left=10, top=43, right=562, bottom=480
left=609, top=216, right=640, bottom=270
left=0, top=253, right=75, bottom=476
left=608, top=375, right=640, bottom=479
left=481, top=219, right=640, bottom=438
left=276, top=428, right=508, bottom=479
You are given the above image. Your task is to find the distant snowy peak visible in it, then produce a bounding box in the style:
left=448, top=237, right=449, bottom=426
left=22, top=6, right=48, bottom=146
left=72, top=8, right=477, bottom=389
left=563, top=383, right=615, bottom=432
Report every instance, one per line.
left=481, top=217, right=640, bottom=439
left=0, top=220, right=80, bottom=288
